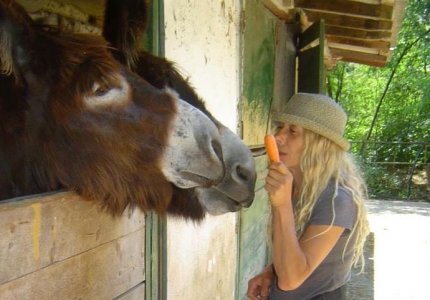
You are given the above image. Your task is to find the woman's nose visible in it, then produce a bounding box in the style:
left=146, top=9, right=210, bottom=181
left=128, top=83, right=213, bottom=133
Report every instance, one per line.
left=275, top=134, right=284, bottom=146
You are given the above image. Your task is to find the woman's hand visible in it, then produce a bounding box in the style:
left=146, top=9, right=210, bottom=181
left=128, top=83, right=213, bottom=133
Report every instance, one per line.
left=247, top=266, right=274, bottom=300
left=265, top=162, right=294, bottom=207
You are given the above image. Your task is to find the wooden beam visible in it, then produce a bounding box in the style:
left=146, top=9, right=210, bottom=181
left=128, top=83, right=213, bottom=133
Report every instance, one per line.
left=262, top=0, right=295, bottom=22
left=304, top=10, right=393, bottom=30
left=329, top=42, right=387, bottom=55
left=0, top=191, right=145, bottom=285
left=294, top=0, right=394, bottom=19
left=347, top=0, right=394, bottom=4
left=329, top=48, right=388, bottom=67
left=327, top=35, right=391, bottom=51
left=326, top=25, right=392, bottom=39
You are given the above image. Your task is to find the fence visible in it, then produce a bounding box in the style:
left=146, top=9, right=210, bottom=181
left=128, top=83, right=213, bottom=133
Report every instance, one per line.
left=350, top=141, right=429, bottom=201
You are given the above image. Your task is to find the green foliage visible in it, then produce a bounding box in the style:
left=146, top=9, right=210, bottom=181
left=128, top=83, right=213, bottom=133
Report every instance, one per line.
left=327, top=0, right=430, bottom=199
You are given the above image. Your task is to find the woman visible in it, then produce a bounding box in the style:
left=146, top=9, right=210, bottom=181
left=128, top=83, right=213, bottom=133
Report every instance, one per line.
left=247, top=93, right=369, bottom=300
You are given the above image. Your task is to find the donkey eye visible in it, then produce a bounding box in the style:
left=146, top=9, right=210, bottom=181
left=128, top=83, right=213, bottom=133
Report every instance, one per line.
left=92, top=83, right=111, bottom=97
left=83, top=75, right=130, bottom=109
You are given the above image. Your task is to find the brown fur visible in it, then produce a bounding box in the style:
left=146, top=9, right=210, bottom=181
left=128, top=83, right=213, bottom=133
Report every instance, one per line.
left=0, top=0, right=186, bottom=218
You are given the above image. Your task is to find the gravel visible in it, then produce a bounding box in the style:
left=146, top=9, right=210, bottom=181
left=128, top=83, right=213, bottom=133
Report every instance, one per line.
left=346, top=200, right=430, bottom=300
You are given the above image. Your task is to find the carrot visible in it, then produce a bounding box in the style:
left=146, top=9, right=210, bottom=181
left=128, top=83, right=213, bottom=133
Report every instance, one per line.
left=264, top=134, right=280, bottom=163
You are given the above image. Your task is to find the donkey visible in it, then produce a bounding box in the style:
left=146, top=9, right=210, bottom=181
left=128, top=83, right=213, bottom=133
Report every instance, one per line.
left=102, top=0, right=259, bottom=217
left=0, top=0, right=255, bottom=220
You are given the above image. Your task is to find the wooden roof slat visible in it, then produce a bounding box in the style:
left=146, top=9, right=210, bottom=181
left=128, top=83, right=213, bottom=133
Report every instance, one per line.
left=304, top=10, right=393, bottom=30
left=326, top=25, right=392, bottom=39
left=329, top=42, right=385, bottom=55
left=329, top=48, right=388, bottom=67
left=294, top=0, right=394, bottom=19
left=326, top=36, right=391, bottom=51
left=264, top=0, right=405, bottom=66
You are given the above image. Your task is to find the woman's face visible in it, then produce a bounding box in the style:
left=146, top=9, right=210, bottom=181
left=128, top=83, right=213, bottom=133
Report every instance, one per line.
left=274, top=122, right=305, bottom=168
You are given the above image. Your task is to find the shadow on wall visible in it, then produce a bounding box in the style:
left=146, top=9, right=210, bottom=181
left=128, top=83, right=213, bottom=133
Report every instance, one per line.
left=346, top=232, right=375, bottom=300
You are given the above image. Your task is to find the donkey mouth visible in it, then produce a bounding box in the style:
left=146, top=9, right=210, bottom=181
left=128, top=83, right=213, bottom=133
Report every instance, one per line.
left=196, top=186, right=255, bottom=215
left=179, top=171, right=221, bottom=188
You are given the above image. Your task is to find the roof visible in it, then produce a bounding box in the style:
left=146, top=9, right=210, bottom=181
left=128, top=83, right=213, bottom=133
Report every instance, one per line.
left=264, top=0, right=407, bottom=67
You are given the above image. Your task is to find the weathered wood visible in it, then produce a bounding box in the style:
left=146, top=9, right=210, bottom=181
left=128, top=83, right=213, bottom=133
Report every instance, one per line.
left=115, top=282, right=146, bottom=300
left=329, top=42, right=388, bottom=55
left=304, top=10, right=393, bottom=30
left=329, top=48, right=387, bottom=67
left=0, top=191, right=145, bottom=285
left=241, top=0, right=277, bottom=147
left=0, top=229, right=145, bottom=299
left=326, top=25, right=392, bottom=39
left=298, top=20, right=323, bottom=49
left=298, top=20, right=326, bottom=94
left=238, top=184, right=271, bottom=299
left=327, top=35, right=391, bottom=51
left=295, top=0, right=393, bottom=19
left=271, top=20, right=298, bottom=113
left=262, top=0, right=295, bottom=22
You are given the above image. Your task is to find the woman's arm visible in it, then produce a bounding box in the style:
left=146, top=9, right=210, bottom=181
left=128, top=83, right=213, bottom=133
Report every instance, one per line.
left=266, top=162, right=344, bottom=291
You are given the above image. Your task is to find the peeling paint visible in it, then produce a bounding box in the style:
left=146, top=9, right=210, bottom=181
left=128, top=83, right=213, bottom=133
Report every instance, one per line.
left=31, top=203, right=41, bottom=261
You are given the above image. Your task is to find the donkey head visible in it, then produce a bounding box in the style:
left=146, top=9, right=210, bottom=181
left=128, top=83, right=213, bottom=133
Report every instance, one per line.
left=0, top=0, right=256, bottom=219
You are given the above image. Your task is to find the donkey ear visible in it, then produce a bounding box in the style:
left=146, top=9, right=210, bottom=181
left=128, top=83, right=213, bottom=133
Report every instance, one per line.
left=0, top=0, right=34, bottom=76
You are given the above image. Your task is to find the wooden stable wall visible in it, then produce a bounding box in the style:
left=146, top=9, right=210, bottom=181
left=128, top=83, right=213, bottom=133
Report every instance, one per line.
left=163, top=1, right=242, bottom=299
left=0, top=192, right=146, bottom=299
left=1, top=1, right=149, bottom=299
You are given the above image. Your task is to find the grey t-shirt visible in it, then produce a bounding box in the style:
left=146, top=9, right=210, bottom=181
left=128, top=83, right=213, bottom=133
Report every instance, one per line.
left=270, top=182, right=357, bottom=300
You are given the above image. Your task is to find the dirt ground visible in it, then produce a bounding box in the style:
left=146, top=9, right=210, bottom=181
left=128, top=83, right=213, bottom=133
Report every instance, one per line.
left=346, top=200, right=430, bottom=300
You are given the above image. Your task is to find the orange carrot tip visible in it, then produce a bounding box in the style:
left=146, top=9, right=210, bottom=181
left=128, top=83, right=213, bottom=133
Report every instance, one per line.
left=264, top=134, right=280, bottom=162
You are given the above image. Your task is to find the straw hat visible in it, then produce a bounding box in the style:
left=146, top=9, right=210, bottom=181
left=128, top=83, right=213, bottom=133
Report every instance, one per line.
left=271, top=93, right=350, bottom=151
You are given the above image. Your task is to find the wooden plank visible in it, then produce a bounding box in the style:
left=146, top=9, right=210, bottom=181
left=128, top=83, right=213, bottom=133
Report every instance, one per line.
left=298, top=20, right=323, bottom=49
left=272, top=19, right=298, bottom=113
left=262, top=0, right=295, bottom=21
left=329, top=48, right=388, bottom=66
left=240, top=188, right=270, bottom=234
left=298, top=46, right=325, bottom=93
left=241, top=0, right=277, bottom=146
left=326, top=25, right=392, bottom=39
left=327, top=35, right=391, bottom=51
left=115, top=282, right=146, bottom=300
left=298, top=19, right=325, bottom=93
left=329, top=42, right=388, bottom=55
left=255, top=155, right=270, bottom=191
left=304, top=10, right=393, bottom=30
left=238, top=187, right=271, bottom=300
left=0, top=191, right=145, bottom=285
left=0, top=229, right=145, bottom=300
left=294, top=0, right=393, bottom=19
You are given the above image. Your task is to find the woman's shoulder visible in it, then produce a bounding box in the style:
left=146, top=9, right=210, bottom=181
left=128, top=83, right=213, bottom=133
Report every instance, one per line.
left=319, top=180, right=353, bottom=203
left=311, top=181, right=356, bottom=228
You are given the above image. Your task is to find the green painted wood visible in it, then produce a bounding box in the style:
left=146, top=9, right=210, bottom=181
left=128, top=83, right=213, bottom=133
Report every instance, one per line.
left=271, top=20, right=299, bottom=113
left=297, top=20, right=326, bottom=94
left=237, top=1, right=282, bottom=298
left=144, top=1, right=167, bottom=300
left=240, top=0, right=277, bottom=147
left=237, top=155, right=273, bottom=299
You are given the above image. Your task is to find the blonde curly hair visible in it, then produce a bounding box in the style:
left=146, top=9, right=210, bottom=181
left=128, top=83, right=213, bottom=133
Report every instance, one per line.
left=295, top=129, right=369, bottom=270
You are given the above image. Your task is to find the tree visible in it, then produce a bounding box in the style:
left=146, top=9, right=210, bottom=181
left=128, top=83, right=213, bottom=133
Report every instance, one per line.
left=327, top=0, right=430, bottom=200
